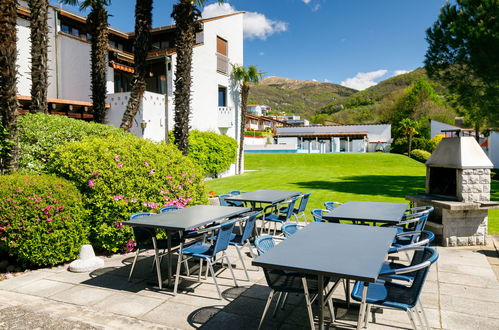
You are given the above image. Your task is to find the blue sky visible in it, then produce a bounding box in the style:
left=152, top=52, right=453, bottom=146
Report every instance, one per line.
left=51, top=0, right=446, bottom=90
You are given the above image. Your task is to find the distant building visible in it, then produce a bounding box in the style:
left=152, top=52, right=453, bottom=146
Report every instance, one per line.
left=273, top=115, right=309, bottom=126
left=246, top=104, right=271, bottom=116
left=245, top=114, right=287, bottom=131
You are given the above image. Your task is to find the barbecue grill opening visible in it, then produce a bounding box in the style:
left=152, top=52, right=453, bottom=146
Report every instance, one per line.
left=428, top=167, right=456, bottom=197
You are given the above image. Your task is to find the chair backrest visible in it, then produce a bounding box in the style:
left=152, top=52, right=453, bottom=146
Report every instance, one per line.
left=403, top=212, right=430, bottom=232
left=211, top=219, right=239, bottom=255
left=218, top=194, right=232, bottom=207
left=239, top=212, right=259, bottom=243
left=311, top=209, right=328, bottom=223
left=229, top=190, right=245, bottom=195
left=282, top=223, right=298, bottom=237
left=282, top=197, right=299, bottom=220
left=296, top=193, right=311, bottom=213
left=254, top=235, right=276, bottom=255
left=160, top=206, right=182, bottom=213
left=390, top=230, right=435, bottom=253
left=406, top=205, right=434, bottom=216
left=129, top=212, right=155, bottom=243
left=324, top=201, right=342, bottom=211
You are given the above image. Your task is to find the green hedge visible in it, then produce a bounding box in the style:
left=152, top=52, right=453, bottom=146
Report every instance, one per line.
left=18, top=113, right=130, bottom=173
left=410, top=149, right=431, bottom=163
left=47, top=135, right=207, bottom=253
left=0, top=174, right=88, bottom=267
left=188, top=131, right=237, bottom=177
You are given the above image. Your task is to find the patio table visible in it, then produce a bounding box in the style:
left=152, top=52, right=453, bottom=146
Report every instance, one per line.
left=252, top=222, right=397, bottom=330
left=322, top=201, right=408, bottom=225
left=124, top=205, right=250, bottom=291
left=224, top=189, right=301, bottom=209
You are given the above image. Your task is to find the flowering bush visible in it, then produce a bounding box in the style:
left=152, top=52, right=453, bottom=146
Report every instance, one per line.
left=18, top=113, right=130, bottom=173
left=47, top=135, right=207, bottom=253
left=0, top=174, right=88, bottom=267
left=410, top=149, right=431, bottom=163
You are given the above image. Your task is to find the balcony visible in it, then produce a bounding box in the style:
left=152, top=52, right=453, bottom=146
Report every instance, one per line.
left=218, top=107, right=233, bottom=128
left=216, top=53, right=229, bottom=75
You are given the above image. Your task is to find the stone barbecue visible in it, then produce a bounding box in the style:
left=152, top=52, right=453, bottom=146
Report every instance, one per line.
left=407, top=132, right=499, bottom=246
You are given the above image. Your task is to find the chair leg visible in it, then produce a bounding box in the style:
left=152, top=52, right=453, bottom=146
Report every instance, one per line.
left=418, top=300, right=430, bottom=329
left=406, top=309, right=418, bottom=330
left=280, top=292, right=288, bottom=310
left=302, top=277, right=316, bottom=330
left=207, top=259, right=222, bottom=300
left=245, top=239, right=256, bottom=259
left=173, top=250, right=183, bottom=295
left=364, top=304, right=371, bottom=328
left=327, top=297, right=335, bottom=323
left=272, top=292, right=283, bottom=317
left=258, top=290, right=275, bottom=330
left=152, top=237, right=163, bottom=290
left=198, top=259, right=203, bottom=282
left=128, top=249, right=140, bottom=282
left=185, top=259, right=190, bottom=277
left=345, top=279, right=351, bottom=306
left=235, top=245, right=250, bottom=281
left=224, top=253, right=238, bottom=287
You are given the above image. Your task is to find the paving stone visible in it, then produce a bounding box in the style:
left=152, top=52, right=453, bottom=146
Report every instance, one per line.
left=439, top=282, right=499, bottom=303
left=140, top=300, right=206, bottom=329
left=93, top=291, right=164, bottom=318
left=437, top=263, right=497, bottom=278
left=50, top=285, right=115, bottom=306
left=441, top=310, right=499, bottom=330
left=44, top=269, right=94, bottom=284
left=12, top=279, right=74, bottom=298
left=0, top=271, right=49, bottom=290
left=437, top=271, right=499, bottom=288
left=440, top=294, right=499, bottom=319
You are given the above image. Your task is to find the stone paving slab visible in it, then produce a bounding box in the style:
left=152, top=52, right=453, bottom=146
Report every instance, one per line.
left=0, top=237, right=498, bottom=329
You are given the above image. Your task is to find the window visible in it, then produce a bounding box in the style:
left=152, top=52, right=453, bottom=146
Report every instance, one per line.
left=216, top=36, right=228, bottom=56
left=218, top=86, right=227, bottom=107
left=61, top=24, right=70, bottom=34
left=114, top=71, right=133, bottom=93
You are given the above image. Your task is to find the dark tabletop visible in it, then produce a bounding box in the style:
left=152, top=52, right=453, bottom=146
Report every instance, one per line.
left=124, top=205, right=250, bottom=231
left=323, top=201, right=408, bottom=224
left=252, top=222, right=397, bottom=282
left=225, top=190, right=301, bottom=204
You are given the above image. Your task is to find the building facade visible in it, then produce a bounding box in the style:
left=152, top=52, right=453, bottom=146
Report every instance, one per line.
left=15, top=1, right=244, bottom=174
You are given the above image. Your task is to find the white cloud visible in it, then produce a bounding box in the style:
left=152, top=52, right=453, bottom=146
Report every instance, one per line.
left=302, top=0, right=312, bottom=4
left=312, top=4, right=321, bottom=12
left=340, top=70, right=388, bottom=90
left=202, top=4, right=288, bottom=40
left=324, top=78, right=330, bottom=83
left=259, top=51, right=265, bottom=56
left=393, top=70, right=409, bottom=76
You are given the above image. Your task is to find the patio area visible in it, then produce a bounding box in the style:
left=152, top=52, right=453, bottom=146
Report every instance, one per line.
left=0, top=236, right=498, bottom=330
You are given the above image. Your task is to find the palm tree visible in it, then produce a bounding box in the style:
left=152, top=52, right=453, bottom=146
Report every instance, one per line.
left=63, top=0, right=110, bottom=123
left=120, top=0, right=153, bottom=131
left=28, top=0, right=49, bottom=114
left=399, top=118, right=419, bottom=156
left=231, top=65, right=263, bottom=174
left=0, top=0, right=20, bottom=172
left=171, top=0, right=224, bottom=155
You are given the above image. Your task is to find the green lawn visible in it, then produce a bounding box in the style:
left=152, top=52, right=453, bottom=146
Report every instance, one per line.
left=205, top=153, right=499, bottom=234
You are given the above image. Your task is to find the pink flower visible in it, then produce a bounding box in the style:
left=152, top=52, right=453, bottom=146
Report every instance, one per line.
left=125, top=239, right=137, bottom=252
left=114, top=155, right=120, bottom=161
left=113, top=195, right=124, bottom=201
left=166, top=174, right=172, bottom=179
left=46, top=218, right=53, bottom=222
left=149, top=169, right=155, bottom=175
left=93, top=171, right=99, bottom=178
left=117, top=163, right=123, bottom=168
left=115, top=222, right=123, bottom=229
left=143, top=161, right=149, bottom=166
left=131, top=197, right=137, bottom=203
left=88, top=180, right=95, bottom=188
left=181, top=172, right=186, bottom=176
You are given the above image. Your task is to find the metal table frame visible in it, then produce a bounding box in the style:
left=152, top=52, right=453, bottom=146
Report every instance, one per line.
left=252, top=222, right=397, bottom=330
left=124, top=205, right=250, bottom=292
left=323, top=201, right=408, bottom=225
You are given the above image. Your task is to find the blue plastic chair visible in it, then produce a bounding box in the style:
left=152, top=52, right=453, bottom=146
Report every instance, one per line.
left=254, top=235, right=335, bottom=329
left=228, top=212, right=260, bottom=280
left=311, top=208, right=333, bottom=223
left=324, top=201, right=342, bottom=211
left=229, top=190, right=246, bottom=195
left=281, top=223, right=299, bottom=237
left=173, top=219, right=240, bottom=299
left=351, top=247, right=439, bottom=329
left=218, top=194, right=233, bottom=206
left=280, top=193, right=311, bottom=223
left=261, top=197, right=299, bottom=235
left=159, top=206, right=182, bottom=213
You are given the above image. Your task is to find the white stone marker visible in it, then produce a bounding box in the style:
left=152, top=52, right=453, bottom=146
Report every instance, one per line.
left=69, top=244, right=104, bottom=273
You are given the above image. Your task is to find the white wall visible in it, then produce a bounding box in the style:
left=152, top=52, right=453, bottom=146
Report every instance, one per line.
left=489, top=131, right=499, bottom=169
left=430, top=120, right=459, bottom=138
left=16, top=17, right=31, bottom=96
left=58, top=35, right=91, bottom=101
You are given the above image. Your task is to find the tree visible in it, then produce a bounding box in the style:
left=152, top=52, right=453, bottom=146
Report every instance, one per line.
left=28, top=0, right=49, bottom=114
left=0, top=0, right=20, bottom=172
left=64, top=0, right=110, bottom=123
left=231, top=65, right=263, bottom=174
left=399, top=118, right=419, bottom=156
left=425, top=0, right=499, bottom=135
left=120, top=0, right=153, bottom=131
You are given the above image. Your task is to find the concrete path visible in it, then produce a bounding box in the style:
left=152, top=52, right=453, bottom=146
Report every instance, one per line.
left=0, top=237, right=498, bottom=329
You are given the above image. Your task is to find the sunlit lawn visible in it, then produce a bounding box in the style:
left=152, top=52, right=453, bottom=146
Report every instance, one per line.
left=206, top=153, right=499, bottom=234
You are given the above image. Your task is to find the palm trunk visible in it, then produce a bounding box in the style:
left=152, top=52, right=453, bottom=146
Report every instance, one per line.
left=408, top=134, right=413, bottom=156
left=0, top=0, right=20, bottom=172
left=171, top=2, right=200, bottom=155
left=238, top=83, right=249, bottom=174
left=28, top=0, right=49, bottom=113
left=88, top=4, right=109, bottom=123
left=120, top=0, right=153, bottom=131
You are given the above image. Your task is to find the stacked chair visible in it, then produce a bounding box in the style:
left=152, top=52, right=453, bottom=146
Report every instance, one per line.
left=260, top=197, right=299, bottom=235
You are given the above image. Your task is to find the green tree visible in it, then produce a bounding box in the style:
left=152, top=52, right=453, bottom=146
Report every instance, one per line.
left=425, top=0, right=499, bottom=136
left=399, top=118, right=419, bottom=156
left=0, top=0, right=20, bottom=172
left=231, top=65, right=264, bottom=174
left=63, top=0, right=111, bottom=123
left=120, top=0, right=153, bottom=131
left=28, top=0, right=49, bottom=114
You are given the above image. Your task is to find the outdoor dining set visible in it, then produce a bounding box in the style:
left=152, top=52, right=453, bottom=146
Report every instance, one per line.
left=124, top=190, right=438, bottom=330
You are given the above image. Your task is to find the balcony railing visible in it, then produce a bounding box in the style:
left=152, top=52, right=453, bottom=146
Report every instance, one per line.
left=216, top=53, right=229, bottom=75
left=218, top=107, right=233, bottom=128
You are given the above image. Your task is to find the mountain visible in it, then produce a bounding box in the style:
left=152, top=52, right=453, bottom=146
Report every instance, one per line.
left=247, top=76, right=357, bottom=117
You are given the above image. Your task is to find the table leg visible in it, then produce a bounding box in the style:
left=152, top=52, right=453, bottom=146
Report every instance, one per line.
left=167, top=230, right=172, bottom=287
left=318, top=274, right=324, bottom=330
left=356, top=283, right=368, bottom=330
left=152, top=237, right=163, bottom=290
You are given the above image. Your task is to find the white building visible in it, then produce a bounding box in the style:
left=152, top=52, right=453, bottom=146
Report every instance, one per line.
left=15, top=2, right=244, bottom=175
left=274, top=124, right=392, bottom=153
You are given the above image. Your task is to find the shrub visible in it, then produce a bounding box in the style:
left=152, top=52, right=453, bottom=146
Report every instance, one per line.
left=188, top=131, right=237, bottom=177
left=410, top=149, right=431, bottom=163
left=390, top=137, right=430, bottom=154
left=18, top=113, right=130, bottom=173
left=47, top=135, right=207, bottom=253
left=428, top=134, right=444, bottom=152
left=0, top=174, right=88, bottom=267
